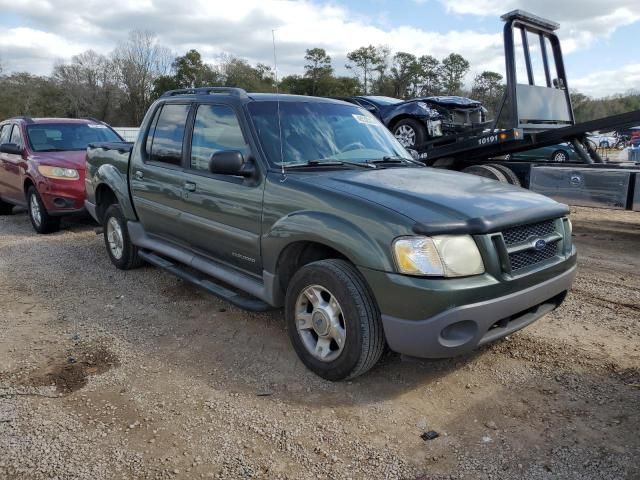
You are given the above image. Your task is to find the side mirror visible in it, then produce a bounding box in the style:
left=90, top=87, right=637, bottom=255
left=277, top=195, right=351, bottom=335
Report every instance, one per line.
left=0, top=143, right=23, bottom=155
left=208, top=150, right=255, bottom=178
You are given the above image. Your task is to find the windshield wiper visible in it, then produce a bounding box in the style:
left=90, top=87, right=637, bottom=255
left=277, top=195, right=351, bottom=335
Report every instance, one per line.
left=36, top=148, right=68, bottom=152
left=370, top=156, right=423, bottom=166
left=287, top=159, right=377, bottom=169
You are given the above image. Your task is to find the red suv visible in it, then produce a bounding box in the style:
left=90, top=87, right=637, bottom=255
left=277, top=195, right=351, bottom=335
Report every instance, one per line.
left=0, top=117, right=123, bottom=233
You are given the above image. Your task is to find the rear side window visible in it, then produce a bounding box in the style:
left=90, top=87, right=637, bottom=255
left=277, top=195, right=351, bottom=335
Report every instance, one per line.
left=9, top=126, right=23, bottom=147
left=147, top=104, right=190, bottom=166
left=190, top=105, right=248, bottom=171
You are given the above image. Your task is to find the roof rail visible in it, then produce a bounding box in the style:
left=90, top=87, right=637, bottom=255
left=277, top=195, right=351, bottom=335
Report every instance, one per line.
left=161, top=87, right=249, bottom=98
left=10, top=116, right=34, bottom=124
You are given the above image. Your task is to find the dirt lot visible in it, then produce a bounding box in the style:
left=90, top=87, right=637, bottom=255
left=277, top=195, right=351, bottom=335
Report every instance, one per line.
left=0, top=206, right=638, bottom=480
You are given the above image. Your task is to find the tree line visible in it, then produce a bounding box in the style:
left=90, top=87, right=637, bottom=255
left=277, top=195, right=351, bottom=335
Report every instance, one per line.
left=0, top=30, right=637, bottom=127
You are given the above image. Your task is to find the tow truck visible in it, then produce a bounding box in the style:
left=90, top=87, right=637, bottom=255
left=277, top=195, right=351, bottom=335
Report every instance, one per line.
left=413, top=10, right=640, bottom=211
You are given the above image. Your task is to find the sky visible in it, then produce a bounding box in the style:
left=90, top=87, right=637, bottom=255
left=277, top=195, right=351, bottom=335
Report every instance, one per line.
left=0, top=0, right=638, bottom=98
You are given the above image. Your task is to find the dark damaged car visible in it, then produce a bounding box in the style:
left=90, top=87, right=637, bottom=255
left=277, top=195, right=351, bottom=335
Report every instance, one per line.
left=342, top=95, right=490, bottom=148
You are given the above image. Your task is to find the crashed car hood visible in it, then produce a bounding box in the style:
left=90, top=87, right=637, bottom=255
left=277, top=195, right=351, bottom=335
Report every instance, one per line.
left=419, top=96, right=483, bottom=109
left=303, top=168, right=568, bottom=235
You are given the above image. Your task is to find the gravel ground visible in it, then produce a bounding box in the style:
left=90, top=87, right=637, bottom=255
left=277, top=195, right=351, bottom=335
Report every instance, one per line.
left=0, top=206, right=638, bottom=480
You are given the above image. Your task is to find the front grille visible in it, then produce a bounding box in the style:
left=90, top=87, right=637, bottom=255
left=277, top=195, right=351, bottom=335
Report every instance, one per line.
left=502, top=219, right=556, bottom=245
left=508, top=242, right=558, bottom=271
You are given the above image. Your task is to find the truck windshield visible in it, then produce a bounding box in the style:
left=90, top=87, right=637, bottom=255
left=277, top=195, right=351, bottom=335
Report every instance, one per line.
left=248, top=101, right=412, bottom=167
left=27, top=124, right=122, bottom=152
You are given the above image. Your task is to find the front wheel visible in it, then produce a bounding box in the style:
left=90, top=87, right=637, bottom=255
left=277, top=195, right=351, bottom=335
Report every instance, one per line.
left=103, top=204, right=143, bottom=270
left=27, top=187, right=60, bottom=234
left=393, top=118, right=426, bottom=148
left=285, top=259, right=385, bottom=381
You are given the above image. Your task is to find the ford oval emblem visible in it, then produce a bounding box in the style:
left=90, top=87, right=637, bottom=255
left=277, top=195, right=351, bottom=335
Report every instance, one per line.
left=533, top=239, right=547, bottom=251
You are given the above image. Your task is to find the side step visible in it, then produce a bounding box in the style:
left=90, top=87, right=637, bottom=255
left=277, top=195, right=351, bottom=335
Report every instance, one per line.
left=138, top=250, right=272, bottom=312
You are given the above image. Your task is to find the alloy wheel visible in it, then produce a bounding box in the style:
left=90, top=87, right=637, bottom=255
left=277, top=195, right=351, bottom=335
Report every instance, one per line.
left=106, top=217, right=124, bottom=260
left=294, top=285, right=346, bottom=362
left=394, top=125, right=416, bottom=147
left=29, top=193, right=42, bottom=227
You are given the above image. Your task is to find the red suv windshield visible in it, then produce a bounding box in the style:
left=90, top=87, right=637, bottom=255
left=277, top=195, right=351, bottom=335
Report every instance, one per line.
left=26, top=124, right=121, bottom=152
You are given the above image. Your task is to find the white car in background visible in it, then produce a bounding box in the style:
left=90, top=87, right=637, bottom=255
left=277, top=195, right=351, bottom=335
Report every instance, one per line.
left=588, top=132, right=618, bottom=149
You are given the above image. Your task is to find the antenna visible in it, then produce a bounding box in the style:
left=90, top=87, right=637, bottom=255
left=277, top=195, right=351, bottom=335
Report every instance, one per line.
left=272, top=29, right=285, bottom=178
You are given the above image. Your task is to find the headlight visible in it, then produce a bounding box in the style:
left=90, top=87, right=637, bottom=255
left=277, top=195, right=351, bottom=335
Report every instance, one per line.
left=38, top=165, right=80, bottom=180
left=393, top=235, right=485, bottom=277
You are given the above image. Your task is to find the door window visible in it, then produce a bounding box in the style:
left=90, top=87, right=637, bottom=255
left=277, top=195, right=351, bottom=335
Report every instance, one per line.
left=0, top=125, right=12, bottom=144
left=9, top=126, right=23, bottom=147
left=190, top=105, right=248, bottom=171
left=148, top=104, right=190, bottom=166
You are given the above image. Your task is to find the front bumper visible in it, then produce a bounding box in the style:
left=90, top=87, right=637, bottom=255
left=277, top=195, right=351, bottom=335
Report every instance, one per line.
left=360, top=254, right=577, bottom=358
left=38, top=175, right=86, bottom=215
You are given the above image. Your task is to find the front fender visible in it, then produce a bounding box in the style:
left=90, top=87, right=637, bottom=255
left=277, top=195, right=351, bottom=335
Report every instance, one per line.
left=262, top=211, right=396, bottom=273
left=91, top=163, right=136, bottom=221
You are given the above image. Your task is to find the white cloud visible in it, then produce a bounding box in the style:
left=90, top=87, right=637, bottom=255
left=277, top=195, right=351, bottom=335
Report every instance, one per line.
left=0, top=0, right=637, bottom=97
left=571, top=63, right=640, bottom=97
left=439, top=0, right=640, bottom=53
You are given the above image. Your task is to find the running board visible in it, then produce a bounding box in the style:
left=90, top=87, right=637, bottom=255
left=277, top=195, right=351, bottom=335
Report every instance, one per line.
left=138, top=250, right=272, bottom=312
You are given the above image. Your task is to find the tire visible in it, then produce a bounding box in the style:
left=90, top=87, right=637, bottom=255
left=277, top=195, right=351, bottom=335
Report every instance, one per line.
left=486, top=164, right=521, bottom=186
left=392, top=118, right=426, bottom=148
left=462, top=165, right=509, bottom=183
left=615, top=141, right=626, bottom=151
left=0, top=198, right=14, bottom=215
left=27, top=186, right=60, bottom=234
left=285, top=259, right=385, bottom=381
left=551, top=150, right=569, bottom=162
left=103, top=203, right=143, bottom=270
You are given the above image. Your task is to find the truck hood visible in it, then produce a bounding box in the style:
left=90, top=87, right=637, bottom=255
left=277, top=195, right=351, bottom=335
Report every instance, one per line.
left=30, top=150, right=87, bottom=170
left=302, top=167, right=568, bottom=235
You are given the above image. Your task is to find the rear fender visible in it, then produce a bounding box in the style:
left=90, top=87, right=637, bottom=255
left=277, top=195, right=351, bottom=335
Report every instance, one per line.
left=92, top=163, right=136, bottom=221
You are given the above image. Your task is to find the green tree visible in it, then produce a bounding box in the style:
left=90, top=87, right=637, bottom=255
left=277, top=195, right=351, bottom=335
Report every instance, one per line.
left=390, top=52, right=418, bottom=98
left=417, top=55, right=441, bottom=96
left=439, top=53, right=470, bottom=95
left=346, top=45, right=385, bottom=94
left=471, top=70, right=505, bottom=117
left=304, top=48, right=333, bottom=96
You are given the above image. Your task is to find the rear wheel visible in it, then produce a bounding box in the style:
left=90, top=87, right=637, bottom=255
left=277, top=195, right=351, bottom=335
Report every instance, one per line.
left=103, top=203, right=143, bottom=270
left=486, top=164, right=521, bottom=186
left=393, top=118, right=426, bottom=148
left=27, top=187, right=60, bottom=234
left=462, top=164, right=509, bottom=183
left=0, top=198, right=14, bottom=215
left=551, top=150, right=569, bottom=162
left=285, top=259, right=385, bottom=381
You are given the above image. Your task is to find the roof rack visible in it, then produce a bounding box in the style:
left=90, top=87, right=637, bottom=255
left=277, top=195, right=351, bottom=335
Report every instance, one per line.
left=9, top=116, right=34, bottom=124
left=161, top=87, right=249, bottom=98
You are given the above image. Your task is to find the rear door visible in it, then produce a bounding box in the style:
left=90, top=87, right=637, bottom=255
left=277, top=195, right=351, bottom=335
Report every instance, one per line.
left=178, top=103, right=264, bottom=275
left=129, top=102, right=192, bottom=244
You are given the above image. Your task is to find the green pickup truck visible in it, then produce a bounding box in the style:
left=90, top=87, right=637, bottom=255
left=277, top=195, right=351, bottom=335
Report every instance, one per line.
left=85, top=87, right=577, bottom=380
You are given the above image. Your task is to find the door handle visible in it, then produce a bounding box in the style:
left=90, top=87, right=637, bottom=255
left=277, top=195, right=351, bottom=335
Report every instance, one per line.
left=184, top=181, right=196, bottom=192
left=134, top=170, right=144, bottom=180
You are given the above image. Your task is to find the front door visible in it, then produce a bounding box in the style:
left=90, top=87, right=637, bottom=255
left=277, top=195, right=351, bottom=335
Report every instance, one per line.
left=0, top=125, right=26, bottom=204
left=178, top=104, right=264, bottom=275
